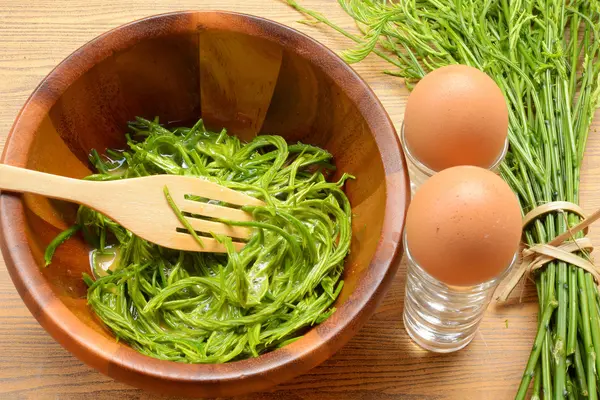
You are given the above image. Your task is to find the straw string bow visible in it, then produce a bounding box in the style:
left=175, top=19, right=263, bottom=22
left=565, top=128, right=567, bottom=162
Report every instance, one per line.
left=497, top=202, right=600, bottom=302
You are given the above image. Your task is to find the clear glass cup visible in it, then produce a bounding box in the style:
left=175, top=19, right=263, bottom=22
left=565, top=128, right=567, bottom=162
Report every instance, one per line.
left=402, top=232, right=517, bottom=353
left=400, top=122, right=509, bottom=196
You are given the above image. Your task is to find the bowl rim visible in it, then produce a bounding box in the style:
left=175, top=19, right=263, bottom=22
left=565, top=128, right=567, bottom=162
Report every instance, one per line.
left=0, top=10, right=409, bottom=396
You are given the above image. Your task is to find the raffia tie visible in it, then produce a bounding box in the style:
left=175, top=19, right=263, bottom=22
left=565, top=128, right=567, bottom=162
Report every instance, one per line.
left=496, top=201, right=600, bottom=302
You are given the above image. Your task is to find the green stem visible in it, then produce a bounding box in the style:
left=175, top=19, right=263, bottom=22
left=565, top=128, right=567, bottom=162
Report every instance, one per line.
left=534, top=274, right=545, bottom=400
left=568, top=265, right=579, bottom=355
left=579, top=269, right=597, bottom=400
left=566, top=374, right=576, bottom=400
left=516, top=300, right=559, bottom=400
left=541, top=272, right=554, bottom=398
left=533, top=361, right=542, bottom=400
left=555, top=262, right=569, bottom=399
left=575, top=340, right=589, bottom=398
left=586, top=273, right=600, bottom=383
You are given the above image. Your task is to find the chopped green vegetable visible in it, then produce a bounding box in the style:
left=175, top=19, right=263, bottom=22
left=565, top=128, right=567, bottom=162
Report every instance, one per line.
left=44, top=224, right=80, bottom=266
left=162, top=185, right=204, bottom=249
left=49, top=117, right=353, bottom=363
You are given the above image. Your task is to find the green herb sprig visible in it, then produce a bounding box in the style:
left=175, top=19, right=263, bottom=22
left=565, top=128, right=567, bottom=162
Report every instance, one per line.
left=47, top=117, right=353, bottom=363
left=287, top=0, right=600, bottom=397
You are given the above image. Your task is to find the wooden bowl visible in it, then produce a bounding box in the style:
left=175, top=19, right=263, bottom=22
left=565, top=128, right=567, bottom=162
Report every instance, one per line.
left=0, top=11, right=409, bottom=398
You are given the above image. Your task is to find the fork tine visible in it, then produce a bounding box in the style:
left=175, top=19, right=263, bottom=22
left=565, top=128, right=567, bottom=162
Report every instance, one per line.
left=169, top=232, right=246, bottom=253
left=178, top=199, right=254, bottom=222
left=179, top=217, right=252, bottom=239
left=181, top=179, right=264, bottom=207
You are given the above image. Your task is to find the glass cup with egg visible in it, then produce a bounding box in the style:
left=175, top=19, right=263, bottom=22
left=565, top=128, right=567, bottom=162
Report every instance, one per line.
left=401, top=65, right=510, bottom=196
left=402, top=166, right=522, bottom=353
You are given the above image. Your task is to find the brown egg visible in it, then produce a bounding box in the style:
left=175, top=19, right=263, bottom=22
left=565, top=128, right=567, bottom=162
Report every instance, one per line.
left=404, top=65, right=509, bottom=171
left=405, top=166, right=522, bottom=286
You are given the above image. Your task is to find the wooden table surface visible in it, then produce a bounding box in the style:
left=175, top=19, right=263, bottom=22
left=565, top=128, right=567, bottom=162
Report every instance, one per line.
left=1, top=1, right=600, bottom=399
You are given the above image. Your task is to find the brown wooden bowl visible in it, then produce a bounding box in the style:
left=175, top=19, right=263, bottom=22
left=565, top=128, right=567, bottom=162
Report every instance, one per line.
left=0, top=11, right=409, bottom=398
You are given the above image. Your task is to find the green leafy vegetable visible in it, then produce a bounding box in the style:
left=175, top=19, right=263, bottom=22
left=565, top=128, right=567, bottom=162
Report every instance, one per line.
left=48, top=117, right=353, bottom=363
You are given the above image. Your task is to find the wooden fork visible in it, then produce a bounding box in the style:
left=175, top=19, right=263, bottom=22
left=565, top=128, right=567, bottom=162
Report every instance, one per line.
left=0, top=164, right=264, bottom=252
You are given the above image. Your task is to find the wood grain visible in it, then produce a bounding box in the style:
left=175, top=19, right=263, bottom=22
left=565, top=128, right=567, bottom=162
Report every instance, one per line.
left=0, top=1, right=598, bottom=399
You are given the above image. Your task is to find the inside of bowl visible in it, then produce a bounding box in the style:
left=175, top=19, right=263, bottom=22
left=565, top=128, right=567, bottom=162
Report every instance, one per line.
left=22, top=29, right=387, bottom=337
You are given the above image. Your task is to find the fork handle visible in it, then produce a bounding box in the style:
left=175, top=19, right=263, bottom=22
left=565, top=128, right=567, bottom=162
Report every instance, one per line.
left=0, top=164, right=100, bottom=206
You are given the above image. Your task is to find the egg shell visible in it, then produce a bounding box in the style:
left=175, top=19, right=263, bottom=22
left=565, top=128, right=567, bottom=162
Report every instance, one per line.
left=404, top=65, right=509, bottom=171
left=405, top=166, right=522, bottom=286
